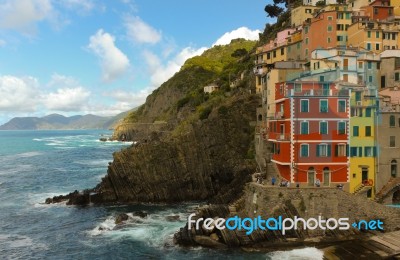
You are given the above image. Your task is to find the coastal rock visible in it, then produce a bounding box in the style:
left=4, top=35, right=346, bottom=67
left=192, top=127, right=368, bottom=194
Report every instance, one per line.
left=133, top=211, right=148, bottom=218
left=193, top=235, right=228, bottom=249
left=48, top=94, right=258, bottom=206
left=165, top=215, right=180, bottom=222
left=115, top=213, right=129, bottom=224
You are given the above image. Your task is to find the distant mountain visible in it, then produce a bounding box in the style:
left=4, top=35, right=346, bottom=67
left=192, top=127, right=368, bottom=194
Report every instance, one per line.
left=0, top=113, right=115, bottom=130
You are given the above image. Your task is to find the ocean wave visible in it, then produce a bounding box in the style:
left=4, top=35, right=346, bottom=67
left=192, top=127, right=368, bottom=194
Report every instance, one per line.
left=88, top=210, right=188, bottom=248
left=267, top=247, right=324, bottom=260
left=0, top=234, right=48, bottom=251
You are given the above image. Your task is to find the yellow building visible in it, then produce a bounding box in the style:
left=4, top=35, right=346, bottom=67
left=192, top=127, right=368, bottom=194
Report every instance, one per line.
left=393, top=0, right=400, bottom=16
left=254, top=29, right=295, bottom=93
left=290, top=5, right=320, bottom=27
left=348, top=21, right=383, bottom=53
left=347, top=85, right=377, bottom=198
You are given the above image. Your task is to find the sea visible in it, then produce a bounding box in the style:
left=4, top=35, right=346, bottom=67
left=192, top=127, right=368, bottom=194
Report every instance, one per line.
left=0, top=129, right=368, bottom=259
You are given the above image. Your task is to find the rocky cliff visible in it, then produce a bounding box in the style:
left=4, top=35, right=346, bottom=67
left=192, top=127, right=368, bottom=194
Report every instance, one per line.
left=45, top=39, right=260, bottom=205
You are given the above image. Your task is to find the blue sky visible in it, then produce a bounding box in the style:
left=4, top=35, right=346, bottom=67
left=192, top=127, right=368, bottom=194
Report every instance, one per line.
left=0, top=0, right=271, bottom=124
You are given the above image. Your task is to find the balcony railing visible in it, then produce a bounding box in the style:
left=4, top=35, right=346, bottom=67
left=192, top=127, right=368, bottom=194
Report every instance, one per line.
left=288, top=89, right=350, bottom=97
left=277, top=133, right=291, bottom=141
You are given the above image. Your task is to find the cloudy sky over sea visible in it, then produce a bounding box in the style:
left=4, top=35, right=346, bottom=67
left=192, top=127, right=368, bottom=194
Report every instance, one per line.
left=0, top=0, right=271, bottom=124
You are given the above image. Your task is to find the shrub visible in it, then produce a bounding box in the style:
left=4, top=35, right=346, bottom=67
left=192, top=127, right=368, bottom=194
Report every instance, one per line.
left=199, top=106, right=212, bottom=120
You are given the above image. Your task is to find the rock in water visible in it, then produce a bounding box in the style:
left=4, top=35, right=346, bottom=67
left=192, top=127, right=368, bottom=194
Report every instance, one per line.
left=165, top=215, right=180, bottom=222
left=115, top=213, right=129, bottom=224
left=133, top=211, right=148, bottom=218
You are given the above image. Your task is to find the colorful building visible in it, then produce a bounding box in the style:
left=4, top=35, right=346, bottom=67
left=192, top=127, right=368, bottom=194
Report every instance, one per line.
left=361, top=0, right=393, bottom=21
left=291, top=5, right=320, bottom=27
left=268, top=81, right=350, bottom=189
left=303, top=6, right=352, bottom=59
left=345, top=84, right=377, bottom=198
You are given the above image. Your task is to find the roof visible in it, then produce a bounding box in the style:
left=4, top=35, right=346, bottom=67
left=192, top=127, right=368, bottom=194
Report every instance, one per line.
left=380, top=50, right=400, bottom=58
left=379, top=88, right=400, bottom=103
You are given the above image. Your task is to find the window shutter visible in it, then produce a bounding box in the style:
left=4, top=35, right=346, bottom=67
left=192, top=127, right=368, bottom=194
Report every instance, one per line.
left=335, top=144, right=338, bottom=157
left=358, top=147, right=362, bottom=157
left=346, top=144, right=349, bottom=156
left=373, top=146, right=377, bottom=156
left=316, top=145, right=320, bottom=157
left=328, top=145, right=331, bottom=157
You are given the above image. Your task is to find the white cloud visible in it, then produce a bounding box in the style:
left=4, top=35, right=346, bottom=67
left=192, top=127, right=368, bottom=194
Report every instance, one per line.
left=42, top=87, right=90, bottom=111
left=125, top=16, right=161, bottom=44
left=0, top=75, right=39, bottom=112
left=0, top=0, right=53, bottom=34
left=88, top=29, right=130, bottom=82
left=212, top=26, right=260, bottom=46
left=143, top=47, right=207, bottom=88
left=60, top=0, right=94, bottom=12
left=47, top=73, right=79, bottom=88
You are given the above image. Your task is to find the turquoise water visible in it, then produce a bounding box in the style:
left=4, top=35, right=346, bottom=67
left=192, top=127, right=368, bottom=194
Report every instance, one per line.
left=0, top=130, right=325, bottom=259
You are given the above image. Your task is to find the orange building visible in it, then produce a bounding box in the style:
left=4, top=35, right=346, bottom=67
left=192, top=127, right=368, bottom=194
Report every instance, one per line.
left=303, top=6, right=352, bottom=60
left=269, top=81, right=350, bottom=188
left=361, top=0, right=393, bottom=21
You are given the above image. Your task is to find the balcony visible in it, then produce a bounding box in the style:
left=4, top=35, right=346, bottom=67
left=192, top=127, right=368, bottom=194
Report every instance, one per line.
left=288, top=89, right=350, bottom=97
left=277, top=133, right=291, bottom=141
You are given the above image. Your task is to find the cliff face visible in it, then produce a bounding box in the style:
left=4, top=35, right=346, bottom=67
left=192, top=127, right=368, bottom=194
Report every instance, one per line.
left=92, top=93, right=258, bottom=204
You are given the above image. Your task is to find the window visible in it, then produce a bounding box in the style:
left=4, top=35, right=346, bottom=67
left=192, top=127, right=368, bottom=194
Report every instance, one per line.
left=390, top=115, right=396, bottom=127
left=294, top=83, right=302, bottom=93
left=346, top=13, right=351, bottom=19
left=367, top=31, right=371, bottom=38
left=338, top=121, right=346, bottom=134
left=376, top=31, right=380, bottom=38
left=390, top=136, right=396, bottom=147
left=317, top=144, right=331, bottom=157
left=366, top=107, right=372, bottom=117
left=374, top=8, right=378, bottom=15
left=300, top=144, right=309, bottom=157
left=353, top=126, right=359, bottom=136
left=301, top=121, right=309, bottom=134
left=365, top=126, right=371, bottom=136
left=320, top=100, right=328, bottom=112
left=364, top=146, right=375, bottom=157
left=351, top=107, right=363, bottom=117
left=300, top=99, right=309, bottom=112
left=338, top=100, right=346, bottom=112
left=281, top=48, right=284, bottom=55
left=327, top=37, right=331, bottom=43
left=273, top=50, right=276, bottom=58
left=267, top=52, right=271, bottom=59
left=367, top=61, right=372, bottom=69
left=391, top=160, right=397, bottom=177
left=305, top=49, right=308, bottom=56
left=306, top=9, right=312, bottom=14
left=350, top=147, right=358, bottom=157
left=320, top=121, right=328, bottom=134
left=328, top=16, right=333, bottom=20
left=328, top=25, right=332, bottom=32
left=336, top=144, right=347, bottom=157
left=358, top=62, right=363, bottom=69
left=366, top=43, right=371, bottom=50
left=337, top=36, right=343, bottom=41
left=305, top=38, right=309, bottom=44
left=369, top=76, right=373, bottom=83
left=395, top=72, right=399, bottom=81
left=319, top=76, right=324, bottom=82
left=376, top=43, right=380, bottom=51
left=305, top=26, right=309, bottom=34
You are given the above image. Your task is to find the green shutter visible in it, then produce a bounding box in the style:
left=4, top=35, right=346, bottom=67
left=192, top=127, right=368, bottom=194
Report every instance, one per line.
left=335, top=144, right=338, bottom=156
left=346, top=144, right=349, bottom=156
left=327, top=145, right=331, bottom=157
left=358, top=147, right=362, bottom=157
left=316, top=145, right=320, bottom=157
